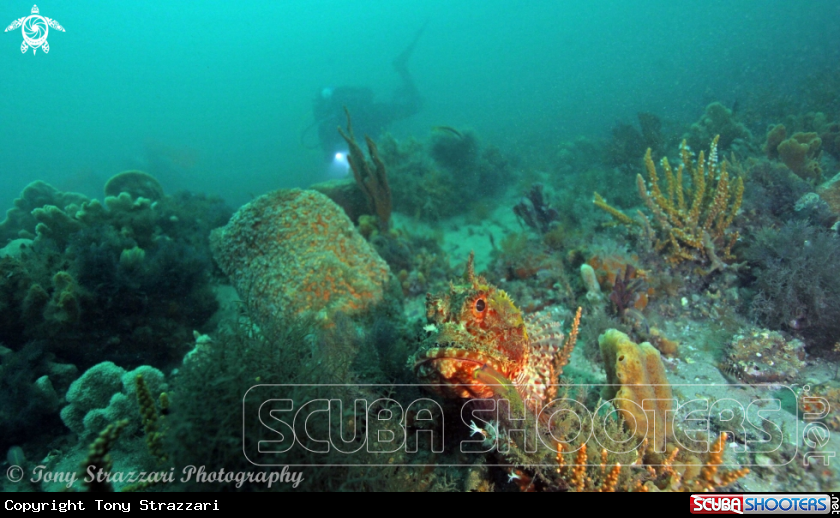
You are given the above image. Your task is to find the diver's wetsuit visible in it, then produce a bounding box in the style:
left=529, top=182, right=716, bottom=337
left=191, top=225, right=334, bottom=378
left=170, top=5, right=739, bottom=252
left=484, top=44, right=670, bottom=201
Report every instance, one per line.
left=309, top=23, right=426, bottom=161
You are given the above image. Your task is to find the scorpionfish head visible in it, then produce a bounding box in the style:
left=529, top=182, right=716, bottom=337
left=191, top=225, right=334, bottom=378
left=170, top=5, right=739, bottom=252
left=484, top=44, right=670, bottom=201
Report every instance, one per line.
left=412, top=252, right=532, bottom=400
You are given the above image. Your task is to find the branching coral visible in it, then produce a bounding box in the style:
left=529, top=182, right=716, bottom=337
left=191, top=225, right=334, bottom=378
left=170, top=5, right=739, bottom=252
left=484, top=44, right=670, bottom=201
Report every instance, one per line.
left=550, top=416, right=748, bottom=491
left=638, top=432, right=750, bottom=492
left=79, top=419, right=129, bottom=492
left=338, top=108, right=392, bottom=233
left=595, top=136, right=744, bottom=272
left=135, top=374, right=167, bottom=463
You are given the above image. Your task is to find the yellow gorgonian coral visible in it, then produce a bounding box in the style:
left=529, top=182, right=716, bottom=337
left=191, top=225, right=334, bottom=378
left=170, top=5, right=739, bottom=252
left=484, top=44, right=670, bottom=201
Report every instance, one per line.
left=595, top=136, right=743, bottom=272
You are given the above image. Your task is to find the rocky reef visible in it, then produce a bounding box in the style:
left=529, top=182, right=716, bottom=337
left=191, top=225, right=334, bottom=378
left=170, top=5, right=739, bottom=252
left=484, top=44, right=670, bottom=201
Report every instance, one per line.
left=0, top=174, right=228, bottom=370
left=0, top=172, right=229, bottom=463
left=375, top=128, right=514, bottom=221
left=4, top=67, right=840, bottom=493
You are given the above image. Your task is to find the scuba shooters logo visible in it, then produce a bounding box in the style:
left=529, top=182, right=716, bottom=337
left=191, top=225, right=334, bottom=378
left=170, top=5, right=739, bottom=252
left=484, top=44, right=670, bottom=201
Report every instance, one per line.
left=690, top=494, right=832, bottom=514
left=5, top=5, right=64, bottom=54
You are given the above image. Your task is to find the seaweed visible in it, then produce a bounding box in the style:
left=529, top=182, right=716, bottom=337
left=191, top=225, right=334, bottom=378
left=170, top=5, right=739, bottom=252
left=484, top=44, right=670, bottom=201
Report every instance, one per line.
left=742, top=160, right=814, bottom=223
left=0, top=181, right=227, bottom=370
left=429, top=128, right=479, bottom=173
left=608, top=264, right=647, bottom=318
left=746, top=220, right=840, bottom=351
left=513, top=183, right=559, bottom=234
left=165, top=313, right=428, bottom=491
left=379, top=129, right=513, bottom=221
left=38, top=223, right=218, bottom=368
left=606, top=112, right=665, bottom=172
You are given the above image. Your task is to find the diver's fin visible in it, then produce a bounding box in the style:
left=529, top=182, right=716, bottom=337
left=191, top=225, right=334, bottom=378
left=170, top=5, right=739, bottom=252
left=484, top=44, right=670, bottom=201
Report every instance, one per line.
left=393, top=20, right=429, bottom=73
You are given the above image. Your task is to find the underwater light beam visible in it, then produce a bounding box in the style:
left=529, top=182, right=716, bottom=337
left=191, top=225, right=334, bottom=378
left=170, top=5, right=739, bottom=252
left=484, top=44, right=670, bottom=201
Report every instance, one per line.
left=328, top=150, right=350, bottom=177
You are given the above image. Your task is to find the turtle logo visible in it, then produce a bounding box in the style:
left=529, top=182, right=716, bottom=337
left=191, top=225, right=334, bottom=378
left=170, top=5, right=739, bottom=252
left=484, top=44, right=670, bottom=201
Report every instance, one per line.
left=5, top=5, right=64, bottom=55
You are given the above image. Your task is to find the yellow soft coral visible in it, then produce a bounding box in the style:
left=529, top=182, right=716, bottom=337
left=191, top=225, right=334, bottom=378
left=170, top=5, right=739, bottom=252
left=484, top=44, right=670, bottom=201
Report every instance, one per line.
left=595, top=136, right=743, bottom=271
left=135, top=374, right=166, bottom=462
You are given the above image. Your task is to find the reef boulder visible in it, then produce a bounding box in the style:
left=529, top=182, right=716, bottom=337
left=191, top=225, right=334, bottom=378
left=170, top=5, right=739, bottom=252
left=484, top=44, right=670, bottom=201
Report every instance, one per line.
left=721, top=329, right=806, bottom=385
left=210, top=189, right=390, bottom=328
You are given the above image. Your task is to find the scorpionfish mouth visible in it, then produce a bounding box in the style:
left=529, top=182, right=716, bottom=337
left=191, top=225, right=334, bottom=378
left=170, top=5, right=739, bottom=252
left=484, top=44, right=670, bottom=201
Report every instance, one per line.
left=413, top=345, right=513, bottom=400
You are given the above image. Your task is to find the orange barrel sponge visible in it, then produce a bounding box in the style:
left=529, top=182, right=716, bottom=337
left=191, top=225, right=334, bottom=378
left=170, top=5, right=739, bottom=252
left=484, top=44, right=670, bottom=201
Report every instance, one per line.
left=599, top=329, right=674, bottom=453
left=210, top=189, right=390, bottom=327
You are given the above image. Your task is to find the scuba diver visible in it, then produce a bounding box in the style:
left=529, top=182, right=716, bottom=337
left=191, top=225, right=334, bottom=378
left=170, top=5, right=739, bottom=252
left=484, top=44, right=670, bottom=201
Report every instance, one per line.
left=303, top=22, right=427, bottom=163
